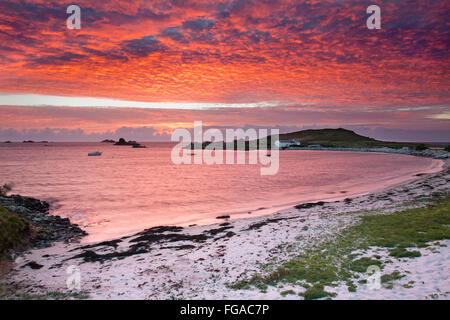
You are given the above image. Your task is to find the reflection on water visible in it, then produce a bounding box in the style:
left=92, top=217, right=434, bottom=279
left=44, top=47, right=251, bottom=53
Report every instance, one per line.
left=0, top=142, right=442, bottom=242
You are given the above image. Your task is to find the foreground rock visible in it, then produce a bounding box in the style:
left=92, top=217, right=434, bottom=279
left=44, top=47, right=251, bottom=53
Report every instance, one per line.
left=0, top=195, right=86, bottom=249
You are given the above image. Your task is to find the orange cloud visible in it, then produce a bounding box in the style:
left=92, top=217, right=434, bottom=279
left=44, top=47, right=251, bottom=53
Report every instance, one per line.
left=0, top=1, right=448, bottom=141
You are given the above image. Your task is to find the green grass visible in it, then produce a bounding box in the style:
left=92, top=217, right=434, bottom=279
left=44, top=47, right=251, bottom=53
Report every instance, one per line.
left=381, top=271, right=405, bottom=284
left=298, top=284, right=336, bottom=300
left=0, top=205, right=30, bottom=256
left=346, top=281, right=357, bottom=292
left=276, top=128, right=426, bottom=149
left=348, top=257, right=383, bottom=273
left=388, top=248, right=421, bottom=258
left=280, top=289, right=295, bottom=297
left=197, top=128, right=437, bottom=150
left=415, top=144, right=428, bottom=151
left=229, top=196, right=450, bottom=298
left=0, top=290, right=90, bottom=300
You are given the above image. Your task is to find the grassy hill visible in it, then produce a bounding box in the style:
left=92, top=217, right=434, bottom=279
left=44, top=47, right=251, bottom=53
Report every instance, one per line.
left=277, top=128, right=420, bottom=149
left=190, top=128, right=428, bottom=150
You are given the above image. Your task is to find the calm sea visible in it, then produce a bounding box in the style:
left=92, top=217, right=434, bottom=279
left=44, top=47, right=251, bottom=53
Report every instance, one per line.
left=0, top=142, right=442, bottom=242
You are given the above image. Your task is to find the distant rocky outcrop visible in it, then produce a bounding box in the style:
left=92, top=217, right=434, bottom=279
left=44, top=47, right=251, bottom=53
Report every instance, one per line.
left=101, top=139, right=115, bottom=143
left=114, top=138, right=138, bottom=145
left=19, top=140, right=48, bottom=144
left=114, top=138, right=144, bottom=148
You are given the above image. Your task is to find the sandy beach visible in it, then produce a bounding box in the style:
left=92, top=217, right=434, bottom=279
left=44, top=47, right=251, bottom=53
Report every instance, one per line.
left=1, top=159, right=449, bottom=300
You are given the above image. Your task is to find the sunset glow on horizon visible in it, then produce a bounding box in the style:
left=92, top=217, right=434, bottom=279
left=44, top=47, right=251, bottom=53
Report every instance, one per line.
left=0, top=0, right=448, bottom=141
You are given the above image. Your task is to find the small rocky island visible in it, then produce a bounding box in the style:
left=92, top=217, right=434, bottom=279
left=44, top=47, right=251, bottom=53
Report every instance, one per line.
left=114, top=138, right=146, bottom=148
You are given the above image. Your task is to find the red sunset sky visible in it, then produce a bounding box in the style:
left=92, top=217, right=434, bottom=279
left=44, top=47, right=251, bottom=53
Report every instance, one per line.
left=0, top=0, right=448, bottom=141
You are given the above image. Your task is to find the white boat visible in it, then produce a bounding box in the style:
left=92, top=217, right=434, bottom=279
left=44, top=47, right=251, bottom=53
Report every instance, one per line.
left=88, top=151, right=102, bottom=156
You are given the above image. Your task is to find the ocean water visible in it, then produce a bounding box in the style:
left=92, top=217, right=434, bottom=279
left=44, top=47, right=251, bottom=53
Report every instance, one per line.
left=0, top=142, right=442, bottom=242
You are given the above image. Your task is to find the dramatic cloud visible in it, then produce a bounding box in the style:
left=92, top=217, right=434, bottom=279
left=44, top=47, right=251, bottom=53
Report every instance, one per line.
left=0, top=1, right=448, bottom=141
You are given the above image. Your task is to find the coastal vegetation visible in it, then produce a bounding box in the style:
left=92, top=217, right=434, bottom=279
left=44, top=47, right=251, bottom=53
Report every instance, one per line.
left=277, top=128, right=433, bottom=149
left=0, top=205, right=30, bottom=256
left=190, top=128, right=441, bottom=150
left=415, top=144, right=428, bottom=151
left=0, top=183, right=13, bottom=196
left=0, top=193, right=86, bottom=258
left=0, top=193, right=90, bottom=299
left=0, top=183, right=27, bottom=256
left=0, top=290, right=89, bottom=300
left=230, top=194, right=450, bottom=299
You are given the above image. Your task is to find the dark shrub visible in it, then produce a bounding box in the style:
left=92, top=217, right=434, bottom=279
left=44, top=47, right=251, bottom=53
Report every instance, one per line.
left=415, top=144, right=428, bottom=151
left=0, top=182, right=13, bottom=196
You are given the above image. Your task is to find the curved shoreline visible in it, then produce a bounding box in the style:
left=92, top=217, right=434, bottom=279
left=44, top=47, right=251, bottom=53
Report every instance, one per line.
left=226, top=155, right=444, bottom=219
left=0, top=157, right=449, bottom=299
left=0, top=153, right=446, bottom=246
left=77, top=153, right=443, bottom=243
left=0, top=146, right=445, bottom=244
left=281, top=146, right=449, bottom=160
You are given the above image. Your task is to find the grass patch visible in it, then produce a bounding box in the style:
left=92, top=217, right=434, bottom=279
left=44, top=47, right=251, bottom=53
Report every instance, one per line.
left=388, top=248, right=421, bottom=258
left=280, top=289, right=296, bottom=297
left=0, top=205, right=30, bottom=256
left=349, top=257, right=383, bottom=273
left=0, top=291, right=90, bottom=300
left=229, top=196, right=450, bottom=298
left=346, top=281, right=357, bottom=292
left=381, top=271, right=405, bottom=284
left=402, top=281, right=415, bottom=289
left=299, top=284, right=336, bottom=300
